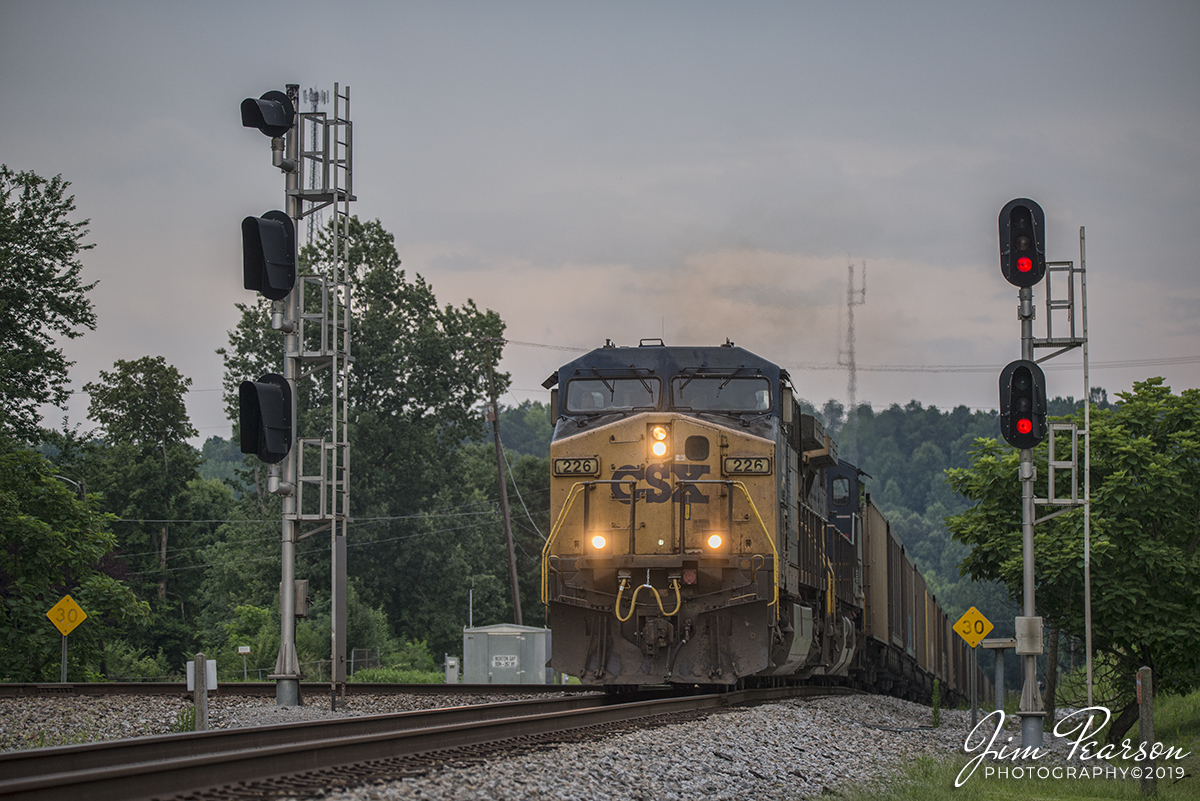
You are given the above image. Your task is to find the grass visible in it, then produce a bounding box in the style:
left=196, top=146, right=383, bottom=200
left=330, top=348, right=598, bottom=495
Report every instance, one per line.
left=171, top=705, right=195, bottom=733
left=346, top=667, right=443, bottom=683
left=840, top=689, right=1199, bottom=801
left=843, top=755, right=1194, bottom=801
left=27, top=729, right=89, bottom=749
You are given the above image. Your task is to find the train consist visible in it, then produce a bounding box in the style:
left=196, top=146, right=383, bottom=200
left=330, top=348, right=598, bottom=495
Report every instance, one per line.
left=540, top=340, right=987, bottom=703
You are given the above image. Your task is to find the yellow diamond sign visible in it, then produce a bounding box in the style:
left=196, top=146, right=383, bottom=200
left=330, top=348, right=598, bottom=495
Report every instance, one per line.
left=953, top=606, right=993, bottom=649
left=47, top=595, right=87, bottom=636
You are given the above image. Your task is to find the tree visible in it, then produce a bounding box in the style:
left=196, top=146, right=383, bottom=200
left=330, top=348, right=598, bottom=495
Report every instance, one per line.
left=81, top=356, right=202, bottom=602
left=56, top=357, right=224, bottom=668
left=946, top=379, right=1200, bottom=740
left=0, top=166, right=97, bottom=441
left=0, top=439, right=148, bottom=681
left=218, top=215, right=513, bottom=656
left=84, top=356, right=197, bottom=449
left=485, top=400, right=553, bottom=458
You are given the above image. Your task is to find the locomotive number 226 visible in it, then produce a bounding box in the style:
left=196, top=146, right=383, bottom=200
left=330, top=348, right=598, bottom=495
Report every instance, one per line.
left=723, top=457, right=771, bottom=475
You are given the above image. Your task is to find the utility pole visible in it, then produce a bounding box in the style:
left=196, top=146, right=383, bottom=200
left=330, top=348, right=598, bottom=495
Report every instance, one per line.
left=484, top=339, right=522, bottom=625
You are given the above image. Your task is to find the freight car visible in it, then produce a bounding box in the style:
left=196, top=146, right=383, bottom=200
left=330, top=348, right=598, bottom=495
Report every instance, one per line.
left=540, top=340, right=987, bottom=704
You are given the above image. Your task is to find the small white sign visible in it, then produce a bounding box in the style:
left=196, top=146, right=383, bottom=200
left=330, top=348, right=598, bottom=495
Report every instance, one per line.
left=186, top=659, right=218, bottom=692
left=238, top=645, right=251, bottom=655
left=492, top=654, right=519, bottom=669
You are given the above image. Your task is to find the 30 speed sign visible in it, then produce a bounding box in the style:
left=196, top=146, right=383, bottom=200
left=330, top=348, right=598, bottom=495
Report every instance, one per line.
left=47, top=595, right=87, bottom=636
left=953, top=606, right=994, bottom=649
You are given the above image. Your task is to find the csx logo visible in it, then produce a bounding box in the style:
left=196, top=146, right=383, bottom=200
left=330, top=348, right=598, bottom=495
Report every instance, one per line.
left=611, top=464, right=710, bottom=504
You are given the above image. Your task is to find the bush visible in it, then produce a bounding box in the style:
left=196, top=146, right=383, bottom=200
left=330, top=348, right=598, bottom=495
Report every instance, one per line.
left=102, top=639, right=177, bottom=680
left=348, top=667, right=442, bottom=684
left=391, top=639, right=436, bottom=672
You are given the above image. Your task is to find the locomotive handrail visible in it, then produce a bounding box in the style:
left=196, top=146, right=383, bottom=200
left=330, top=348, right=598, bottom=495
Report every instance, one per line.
left=543, top=478, right=778, bottom=611
left=822, top=553, right=836, bottom=618
left=542, top=482, right=587, bottom=603
left=731, top=480, right=779, bottom=610
left=673, top=479, right=779, bottom=610
left=541, top=479, right=639, bottom=604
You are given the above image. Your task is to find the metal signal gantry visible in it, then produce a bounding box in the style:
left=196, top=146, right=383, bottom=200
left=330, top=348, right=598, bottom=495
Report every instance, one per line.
left=238, top=83, right=355, bottom=708
left=995, top=197, right=1092, bottom=751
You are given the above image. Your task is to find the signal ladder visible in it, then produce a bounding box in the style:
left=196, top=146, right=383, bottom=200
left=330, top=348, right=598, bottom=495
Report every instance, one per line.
left=289, top=84, right=354, bottom=694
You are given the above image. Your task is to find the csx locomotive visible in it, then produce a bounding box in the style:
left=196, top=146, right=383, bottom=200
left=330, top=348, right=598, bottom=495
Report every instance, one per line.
left=541, top=340, right=985, bottom=703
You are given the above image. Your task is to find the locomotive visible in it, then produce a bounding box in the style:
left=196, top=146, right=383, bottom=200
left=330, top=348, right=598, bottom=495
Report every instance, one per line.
left=540, top=339, right=985, bottom=703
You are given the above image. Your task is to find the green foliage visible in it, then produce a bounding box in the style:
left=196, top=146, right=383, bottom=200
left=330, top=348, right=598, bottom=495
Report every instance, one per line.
left=102, top=638, right=176, bottom=680
left=217, top=215, right=521, bottom=659
left=0, top=165, right=96, bottom=441
left=349, top=666, right=442, bottom=683
left=487, top=400, right=554, bottom=458
left=946, top=379, right=1200, bottom=700
left=172, top=705, right=195, bottom=733
left=0, top=440, right=149, bottom=681
left=199, top=435, right=243, bottom=487
left=841, top=691, right=1200, bottom=800
left=814, top=398, right=1013, bottom=640
left=931, top=678, right=942, bottom=728
left=83, top=356, right=197, bottom=448
left=51, top=356, right=238, bottom=670
left=391, top=638, right=438, bottom=671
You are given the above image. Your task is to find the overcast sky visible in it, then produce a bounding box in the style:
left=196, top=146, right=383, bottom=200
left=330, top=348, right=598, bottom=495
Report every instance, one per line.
left=3, top=1, right=1197, bottom=445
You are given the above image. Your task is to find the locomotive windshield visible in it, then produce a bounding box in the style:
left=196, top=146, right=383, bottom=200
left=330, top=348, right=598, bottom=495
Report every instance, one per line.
left=565, top=377, right=661, bottom=413
left=671, top=376, right=771, bottom=412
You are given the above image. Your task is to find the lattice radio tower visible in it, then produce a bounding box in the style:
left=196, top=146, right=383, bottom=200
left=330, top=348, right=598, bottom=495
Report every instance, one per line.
left=302, top=88, right=329, bottom=247
left=838, top=261, right=867, bottom=464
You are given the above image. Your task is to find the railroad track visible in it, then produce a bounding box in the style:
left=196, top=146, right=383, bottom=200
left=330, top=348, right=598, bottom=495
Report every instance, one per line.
left=0, top=685, right=846, bottom=801
left=0, top=681, right=598, bottom=699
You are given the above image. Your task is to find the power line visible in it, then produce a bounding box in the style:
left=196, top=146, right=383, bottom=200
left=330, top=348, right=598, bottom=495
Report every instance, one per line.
left=785, top=354, right=1200, bottom=374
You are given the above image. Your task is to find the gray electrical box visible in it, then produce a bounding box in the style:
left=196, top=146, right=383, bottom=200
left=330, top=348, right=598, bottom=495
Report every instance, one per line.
left=1015, top=616, right=1044, bottom=655
left=463, top=623, right=554, bottom=684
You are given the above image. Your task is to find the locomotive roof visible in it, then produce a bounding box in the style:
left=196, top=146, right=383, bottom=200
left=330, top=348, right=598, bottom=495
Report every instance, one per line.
left=542, top=341, right=784, bottom=389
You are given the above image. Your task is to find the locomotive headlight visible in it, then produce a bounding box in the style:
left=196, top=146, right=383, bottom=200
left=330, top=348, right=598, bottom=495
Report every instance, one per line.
left=591, top=534, right=607, bottom=550
left=650, top=425, right=669, bottom=457
left=707, top=533, right=723, bottom=550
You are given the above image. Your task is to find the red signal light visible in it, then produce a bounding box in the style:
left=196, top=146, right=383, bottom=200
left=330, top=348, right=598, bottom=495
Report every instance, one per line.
left=1018, top=257, right=1033, bottom=273
left=1017, top=418, right=1033, bottom=434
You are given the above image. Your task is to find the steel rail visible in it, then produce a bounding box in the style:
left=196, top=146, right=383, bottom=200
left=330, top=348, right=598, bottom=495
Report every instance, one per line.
left=0, top=682, right=600, bottom=699
left=0, top=685, right=838, bottom=801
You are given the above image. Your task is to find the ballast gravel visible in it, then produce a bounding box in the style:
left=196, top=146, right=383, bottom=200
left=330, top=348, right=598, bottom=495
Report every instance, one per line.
left=285, top=696, right=994, bottom=801
left=0, top=691, right=569, bottom=751
left=1, top=691, right=1093, bottom=800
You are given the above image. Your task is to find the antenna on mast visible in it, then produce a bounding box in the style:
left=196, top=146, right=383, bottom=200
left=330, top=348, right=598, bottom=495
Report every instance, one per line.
left=302, top=87, right=329, bottom=247
left=838, top=260, right=867, bottom=464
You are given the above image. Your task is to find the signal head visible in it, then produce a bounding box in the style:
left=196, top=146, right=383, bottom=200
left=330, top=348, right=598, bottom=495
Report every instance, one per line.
left=999, top=198, right=1047, bottom=287
left=241, top=90, right=295, bottom=137
left=242, top=210, right=296, bottom=300
left=999, top=359, right=1047, bottom=449
left=239, top=373, right=293, bottom=463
